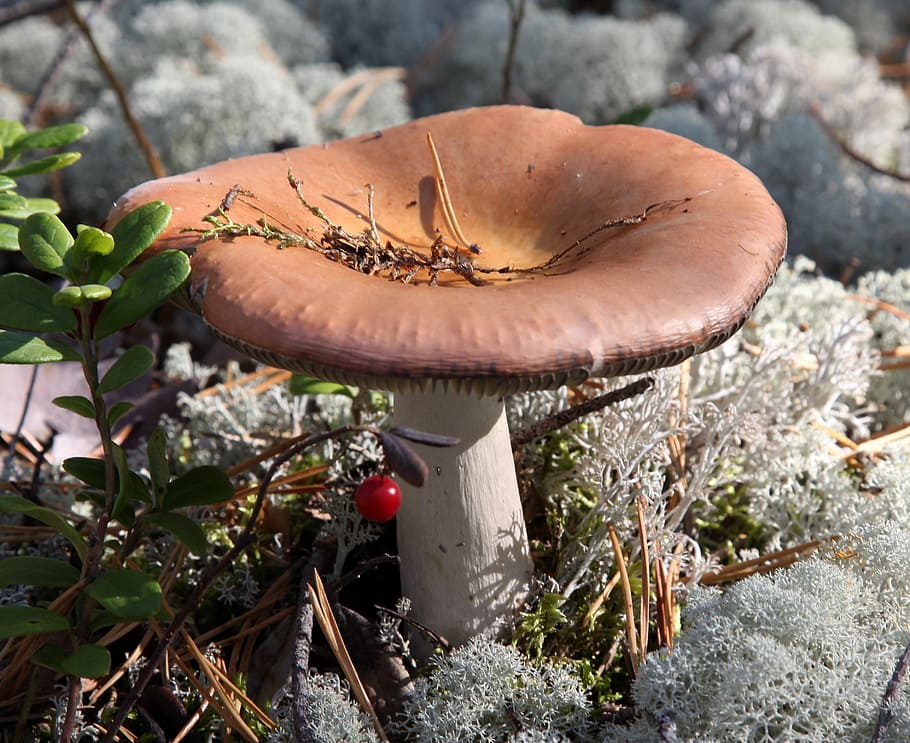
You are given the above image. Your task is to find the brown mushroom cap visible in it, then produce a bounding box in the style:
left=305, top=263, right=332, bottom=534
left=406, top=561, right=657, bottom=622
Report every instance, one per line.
left=108, top=105, right=786, bottom=393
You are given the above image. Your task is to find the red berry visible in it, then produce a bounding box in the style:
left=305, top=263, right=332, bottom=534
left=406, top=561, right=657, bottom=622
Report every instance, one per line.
left=355, top=476, right=402, bottom=523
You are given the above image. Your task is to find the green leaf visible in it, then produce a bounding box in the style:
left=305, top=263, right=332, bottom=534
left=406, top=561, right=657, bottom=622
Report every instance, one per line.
left=97, top=345, right=154, bottom=395
left=0, top=223, right=18, bottom=251
left=289, top=374, right=354, bottom=398
left=2, top=152, right=81, bottom=178
left=146, top=429, right=170, bottom=502
left=0, top=330, right=80, bottom=363
left=52, top=286, right=85, bottom=308
left=31, top=641, right=111, bottom=678
left=163, top=465, right=234, bottom=511
left=0, top=197, right=61, bottom=221
left=0, top=175, right=16, bottom=190
left=100, top=201, right=173, bottom=283
left=32, top=642, right=67, bottom=672
left=0, top=192, right=27, bottom=215
left=0, top=273, right=77, bottom=332
left=51, top=285, right=113, bottom=308
left=144, top=512, right=208, bottom=555
left=80, top=284, right=112, bottom=302
left=52, top=395, right=96, bottom=419
left=0, top=556, right=80, bottom=587
left=17, top=212, right=73, bottom=277
left=70, top=226, right=114, bottom=281
left=61, top=643, right=111, bottom=678
left=63, top=457, right=107, bottom=490
left=93, top=249, right=190, bottom=340
left=108, top=400, right=134, bottom=427
left=0, top=494, right=87, bottom=559
left=0, top=119, right=26, bottom=149
left=611, top=105, right=654, bottom=126
left=16, top=197, right=61, bottom=218
left=86, top=569, right=162, bottom=621
left=0, top=606, right=70, bottom=639
left=111, top=444, right=136, bottom=527
left=5, top=123, right=88, bottom=158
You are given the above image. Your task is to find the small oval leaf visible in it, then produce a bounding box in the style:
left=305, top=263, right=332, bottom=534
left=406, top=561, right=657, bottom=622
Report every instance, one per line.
left=0, top=222, right=18, bottom=251
left=93, top=250, right=190, bottom=340
left=0, top=494, right=88, bottom=558
left=0, top=119, right=26, bottom=148
left=145, top=512, right=208, bottom=555
left=97, top=345, right=154, bottom=395
left=6, top=123, right=88, bottom=155
left=288, top=374, right=354, bottom=398
left=63, top=457, right=108, bottom=490
left=0, top=330, right=80, bottom=364
left=2, top=152, right=81, bottom=178
left=101, top=201, right=173, bottom=283
left=70, top=226, right=114, bottom=280
left=163, top=465, right=234, bottom=510
left=0, top=556, right=80, bottom=587
left=146, top=429, right=170, bottom=500
left=52, top=286, right=85, bottom=308
left=32, top=642, right=67, bottom=672
left=387, top=426, right=460, bottom=448
left=53, top=395, right=96, bottom=419
left=0, top=606, right=70, bottom=639
left=378, top=431, right=429, bottom=487
left=18, top=212, right=73, bottom=277
left=0, top=273, right=77, bottom=332
left=87, top=569, right=162, bottom=620
left=80, top=284, right=112, bottom=302
left=108, top=400, right=134, bottom=427
left=61, top=643, right=111, bottom=678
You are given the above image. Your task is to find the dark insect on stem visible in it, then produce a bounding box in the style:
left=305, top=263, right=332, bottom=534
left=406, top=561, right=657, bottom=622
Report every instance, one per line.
left=220, top=183, right=254, bottom=212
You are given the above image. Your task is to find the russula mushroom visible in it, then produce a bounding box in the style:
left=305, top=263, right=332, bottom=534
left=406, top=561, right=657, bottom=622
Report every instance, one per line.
left=107, top=105, right=786, bottom=650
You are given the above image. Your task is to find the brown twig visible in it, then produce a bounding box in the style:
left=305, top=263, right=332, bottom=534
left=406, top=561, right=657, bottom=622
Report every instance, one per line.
left=63, top=0, right=165, bottom=178
left=25, top=0, right=113, bottom=126
left=0, top=0, right=65, bottom=27
left=809, top=102, right=910, bottom=183
left=511, top=378, right=654, bottom=447
left=501, top=0, right=526, bottom=103
left=373, top=604, right=452, bottom=652
left=871, top=635, right=910, bottom=743
left=194, top=178, right=688, bottom=288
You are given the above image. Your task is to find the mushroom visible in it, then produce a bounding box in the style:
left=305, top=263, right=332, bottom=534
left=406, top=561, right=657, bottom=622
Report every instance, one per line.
left=107, top=105, right=786, bottom=650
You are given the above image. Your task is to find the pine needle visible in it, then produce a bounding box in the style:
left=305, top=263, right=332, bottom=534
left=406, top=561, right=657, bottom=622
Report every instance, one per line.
left=308, top=570, right=390, bottom=742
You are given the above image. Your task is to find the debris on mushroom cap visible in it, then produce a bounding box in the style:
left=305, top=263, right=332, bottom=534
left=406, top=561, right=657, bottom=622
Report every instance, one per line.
left=107, top=105, right=786, bottom=393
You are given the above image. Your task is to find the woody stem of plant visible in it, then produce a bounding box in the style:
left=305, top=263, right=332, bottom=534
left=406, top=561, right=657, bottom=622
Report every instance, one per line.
left=60, top=308, right=115, bottom=743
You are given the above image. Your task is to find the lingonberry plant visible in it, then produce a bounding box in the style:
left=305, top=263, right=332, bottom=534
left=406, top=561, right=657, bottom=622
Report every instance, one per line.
left=0, top=117, right=242, bottom=741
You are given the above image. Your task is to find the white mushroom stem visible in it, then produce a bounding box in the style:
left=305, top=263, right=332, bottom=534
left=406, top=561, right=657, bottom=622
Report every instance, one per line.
left=393, top=388, right=533, bottom=652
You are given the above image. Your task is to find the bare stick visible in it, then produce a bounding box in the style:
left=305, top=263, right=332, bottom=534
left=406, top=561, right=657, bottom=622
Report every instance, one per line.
left=64, top=0, right=165, bottom=178
left=810, top=103, right=910, bottom=183
left=501, top=0, right=526, bottom=103
left=871, top=635, right=910, bottom=743
left=511, top=377, right=654, bottom=447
